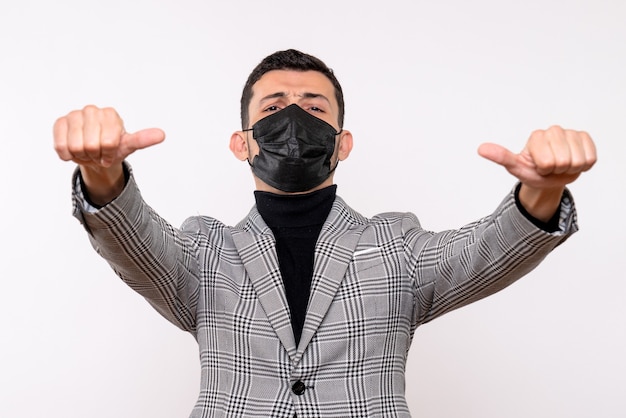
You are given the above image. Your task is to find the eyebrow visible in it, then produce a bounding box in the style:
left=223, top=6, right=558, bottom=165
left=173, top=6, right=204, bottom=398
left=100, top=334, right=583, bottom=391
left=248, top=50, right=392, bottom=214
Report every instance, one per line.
left=259, top=92, right=331, bottom=105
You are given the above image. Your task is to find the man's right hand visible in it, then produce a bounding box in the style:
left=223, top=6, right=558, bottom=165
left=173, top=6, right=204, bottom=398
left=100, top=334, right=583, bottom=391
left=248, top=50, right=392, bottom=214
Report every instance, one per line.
left=53, top=105, right=165, bottom=206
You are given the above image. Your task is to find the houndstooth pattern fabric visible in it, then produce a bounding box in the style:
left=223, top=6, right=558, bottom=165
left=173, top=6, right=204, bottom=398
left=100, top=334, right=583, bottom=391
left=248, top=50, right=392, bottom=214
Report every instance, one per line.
left=72, top=164, right=577, bottom=417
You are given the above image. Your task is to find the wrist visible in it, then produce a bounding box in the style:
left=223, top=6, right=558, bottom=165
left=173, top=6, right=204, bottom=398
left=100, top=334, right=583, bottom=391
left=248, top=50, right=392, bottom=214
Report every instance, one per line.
left=518, top=183, right=564, bottom=223
left=79, top=163, right=126, bottom=206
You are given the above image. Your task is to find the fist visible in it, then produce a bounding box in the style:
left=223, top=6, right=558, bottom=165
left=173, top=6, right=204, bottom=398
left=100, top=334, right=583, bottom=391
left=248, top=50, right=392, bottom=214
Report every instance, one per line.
left=478, top=125, right=597, bottom=190
left=53, top=105, right=165, bottom=168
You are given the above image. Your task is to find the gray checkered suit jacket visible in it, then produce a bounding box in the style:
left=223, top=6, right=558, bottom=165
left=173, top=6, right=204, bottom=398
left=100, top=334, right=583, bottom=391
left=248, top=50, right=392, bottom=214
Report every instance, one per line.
left=73, top=166, right=577, bottom=417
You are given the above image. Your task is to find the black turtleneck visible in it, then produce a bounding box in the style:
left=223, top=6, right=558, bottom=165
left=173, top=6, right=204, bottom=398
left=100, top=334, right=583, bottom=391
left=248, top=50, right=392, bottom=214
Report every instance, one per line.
left=254, top=185, right=337, bottom=345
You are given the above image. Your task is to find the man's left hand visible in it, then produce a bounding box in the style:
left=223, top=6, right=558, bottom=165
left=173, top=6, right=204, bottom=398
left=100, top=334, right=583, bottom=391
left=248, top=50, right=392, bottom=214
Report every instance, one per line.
left=478, top=126, right=597, bottom=222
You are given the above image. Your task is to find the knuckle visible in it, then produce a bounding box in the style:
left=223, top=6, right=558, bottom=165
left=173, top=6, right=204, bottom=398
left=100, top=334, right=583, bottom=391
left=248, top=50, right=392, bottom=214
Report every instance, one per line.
left=101, top=107, right=121, bottom=123
left=99, top=134, right=118, bottom=150
left=569, top=160, right=585, bottom=173
left=535, top=160, right=553, bottom=172
left=52, top=141, right=67, bottom=156
left=66, top=109, right=84, bottom=124
left=82, top=104, right=100, bottom=114
left=101, top=106, right=117, bottom=115
left=82, top=140, right=99, bottom=153
left=66, top=139, right=83, bottom=153
left=53, top=115, right=67, bottom=129
left=52, top=117, right=68, bottom=139
left=547, top=124, right=564, bottom=133
left=554, top=155, right=570, bottom=169
left=530, top=128, right=544, bottom=138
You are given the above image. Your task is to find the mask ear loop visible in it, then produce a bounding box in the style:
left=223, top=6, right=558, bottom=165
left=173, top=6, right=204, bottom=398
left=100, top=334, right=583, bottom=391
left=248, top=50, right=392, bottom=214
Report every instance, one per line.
left=329, top=160, right=339, bottom=174
left=329, top=129, right=343, bottom=172
left=242, top=128, right=256, bottom=167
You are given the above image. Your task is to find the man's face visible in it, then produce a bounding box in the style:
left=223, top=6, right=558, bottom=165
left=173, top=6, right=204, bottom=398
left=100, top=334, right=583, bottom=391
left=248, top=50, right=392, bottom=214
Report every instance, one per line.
left=231, top=69, right=352, bottom=194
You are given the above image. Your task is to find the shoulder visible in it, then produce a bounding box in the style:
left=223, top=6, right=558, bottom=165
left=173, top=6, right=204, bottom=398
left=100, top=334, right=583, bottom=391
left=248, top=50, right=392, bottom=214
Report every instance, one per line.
left=334, top=195, right=425, bottom=234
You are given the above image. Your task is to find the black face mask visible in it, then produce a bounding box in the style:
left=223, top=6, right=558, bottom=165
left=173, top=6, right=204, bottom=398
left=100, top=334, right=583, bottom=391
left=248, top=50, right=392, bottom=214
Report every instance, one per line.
left=244, top=104, right=341, bottom=193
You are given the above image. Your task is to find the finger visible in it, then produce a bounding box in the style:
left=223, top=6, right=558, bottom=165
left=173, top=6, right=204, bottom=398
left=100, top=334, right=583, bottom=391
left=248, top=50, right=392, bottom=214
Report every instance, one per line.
left=82, top=105, right=102, bottom=162
left=121, top=128, right=166, bottom=154
left=66, top=109, right=87, bottom=161
left=477, top=142, right=518, bottom=169
left=98, top=107, right=125, bottom=166
left=550, top=129, right=598, bottom=175
left=526, top=129, right=553, bottom=175
left=478, top=141, right=542, bottom=184
left=544, top=126, right=573, bottom=175
left=580, top=130, right=598, bottom=172
left=53, top=116, right=72, bottom=161
left=563, top=129, right=587, bottom=174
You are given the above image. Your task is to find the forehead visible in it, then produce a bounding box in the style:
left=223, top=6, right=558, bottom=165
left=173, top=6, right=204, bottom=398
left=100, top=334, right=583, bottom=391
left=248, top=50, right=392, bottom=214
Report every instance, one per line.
left=251, top=70, right=337, bottom=105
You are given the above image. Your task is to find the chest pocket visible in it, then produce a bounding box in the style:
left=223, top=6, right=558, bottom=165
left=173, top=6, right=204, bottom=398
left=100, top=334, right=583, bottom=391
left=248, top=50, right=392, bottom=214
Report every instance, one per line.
left=339, top=247, right=410, bottom=320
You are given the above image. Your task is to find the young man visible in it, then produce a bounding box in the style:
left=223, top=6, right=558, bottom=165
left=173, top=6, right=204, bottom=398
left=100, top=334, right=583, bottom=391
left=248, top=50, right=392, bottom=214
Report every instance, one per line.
left=54, top=49, right=596, bottom=417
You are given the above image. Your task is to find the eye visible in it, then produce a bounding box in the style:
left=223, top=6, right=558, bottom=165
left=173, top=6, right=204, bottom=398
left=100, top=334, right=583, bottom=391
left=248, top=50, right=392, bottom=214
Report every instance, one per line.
left=263, top=105, right=281, bottom=112
left=309, top=106, right=324, bottom=113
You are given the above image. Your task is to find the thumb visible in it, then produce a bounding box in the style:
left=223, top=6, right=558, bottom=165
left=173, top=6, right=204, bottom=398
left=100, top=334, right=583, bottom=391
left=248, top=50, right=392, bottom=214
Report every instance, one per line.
left=477, top=142, right=517, bottom=169
left=100, top=128, right=166, bottom=167
left=123, top=128, right=166, bottom=152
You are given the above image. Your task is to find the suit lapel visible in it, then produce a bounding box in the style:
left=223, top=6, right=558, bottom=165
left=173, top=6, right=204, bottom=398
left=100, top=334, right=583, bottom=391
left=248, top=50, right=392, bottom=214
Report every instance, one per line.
left=295, top=197, right=366, bottom=359
left=231, top=210, right=298, bottom=360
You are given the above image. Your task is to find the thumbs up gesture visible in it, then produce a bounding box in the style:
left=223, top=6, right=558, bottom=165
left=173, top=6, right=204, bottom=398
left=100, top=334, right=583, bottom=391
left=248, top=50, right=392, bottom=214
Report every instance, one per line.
left=54, top=105, right=165, bottom=167
left=478, top=125, right=597, bottom=221
left=53, top=105, right=165, bottom=205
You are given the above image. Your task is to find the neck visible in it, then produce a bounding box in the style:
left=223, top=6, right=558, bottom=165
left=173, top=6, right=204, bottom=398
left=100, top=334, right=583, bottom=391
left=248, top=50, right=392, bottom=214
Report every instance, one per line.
left=254, top=185, right=337, bottom=228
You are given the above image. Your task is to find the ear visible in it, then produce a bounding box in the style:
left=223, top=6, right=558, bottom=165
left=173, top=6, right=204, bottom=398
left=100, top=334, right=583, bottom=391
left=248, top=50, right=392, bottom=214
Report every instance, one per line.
left=229, top=131, right=249, bottom=161
left=336, top=130, right=353, bottom=161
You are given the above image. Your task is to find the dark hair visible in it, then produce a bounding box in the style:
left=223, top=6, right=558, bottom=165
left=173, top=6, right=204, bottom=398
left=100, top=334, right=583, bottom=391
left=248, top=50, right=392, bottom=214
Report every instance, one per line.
left=240, top=49, right=345, bottom=129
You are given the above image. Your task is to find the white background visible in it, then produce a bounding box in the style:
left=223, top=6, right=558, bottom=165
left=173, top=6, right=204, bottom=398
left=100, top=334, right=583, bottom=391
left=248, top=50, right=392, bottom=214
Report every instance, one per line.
left=1, top=0, right=624, bottom=417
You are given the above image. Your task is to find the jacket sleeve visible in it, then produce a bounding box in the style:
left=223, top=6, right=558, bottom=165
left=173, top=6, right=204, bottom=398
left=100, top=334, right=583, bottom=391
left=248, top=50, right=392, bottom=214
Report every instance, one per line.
left=408, top=185, right=578, bottom=326
left=71, top=164, right=201, bottom=333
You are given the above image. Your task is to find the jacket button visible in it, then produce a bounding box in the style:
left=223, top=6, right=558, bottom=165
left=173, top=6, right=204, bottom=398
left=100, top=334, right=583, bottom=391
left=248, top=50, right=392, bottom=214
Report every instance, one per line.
left=292, top=380, right=306, bottom=395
